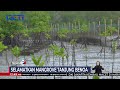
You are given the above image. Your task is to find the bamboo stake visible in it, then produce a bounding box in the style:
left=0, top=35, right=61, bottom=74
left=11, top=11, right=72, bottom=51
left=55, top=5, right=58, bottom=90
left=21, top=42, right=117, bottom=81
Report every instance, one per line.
left=78, top=21, right=81, bottom=36
left=68, top=22, right=71, bottom=30
left=88, top=21, right=90, bottom=36
left=110, top=19, right=112, bottom=48
left=52, top=24, right=54, bottom=34
left=62, top=23, right=64, bottom=29
left=55, top=24, right=57, bottom=32
left=57, top=23, right=60, bottom=32
left=110, top=19, right=114, bottom=79
left=111, top=19, right=112, bottom=35
left=104, top=19, right=107, bottom=36
left=50, top=23, right=52, bottom=28
left=93, top=22, right=96, bottom=37
left=118, top=18, right=120, bottom=37
left=104, top=19, right=107, bottom=65
left=98, top=21, right=101, bottom=33
left=74, top=21, right=77, bottom=29
left=63, top=22, right=66, bottom=29
left=98, top=21, right=101, bottom=46
left=50, top=23, right=53, bottom=33
left=78, top=21, right=80, bottom=30
left=117, top=18, right=120, bottom=56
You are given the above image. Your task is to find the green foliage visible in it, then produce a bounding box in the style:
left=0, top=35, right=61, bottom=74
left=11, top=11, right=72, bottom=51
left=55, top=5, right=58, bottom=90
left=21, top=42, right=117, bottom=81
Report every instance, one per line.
left=59, top=48, right=66, bottom=58
left=66, top=54, right=69, bottom=59
left=45, top=33, right=51, bottom=39
left=100, top=26, right=117, bottom=36
left=32, top=55, right=45, bottom=66
left=11, top=46, right=21, bottom=58
left=80, top=24, right=89, bottom=32
left=23, top=33, right=29, bottom=37
left=49, top=44, right=66, bottom=58
left=10, top=34, right=14, bottom=39
left=0, top=11, right=51, bottom=42
left=49, top=11, right=120, bottom=24
left=49, top=44, right=60, bottom=56
left=19, top=28, right=30, bottom=38
left=24, top=11, right=51, bottom=33
left=0, top=11, right=25, bottom=37
left=93, top=74, right=99, bottom=79
left=0, top=27, right=3, bottom=32
left=70, top=39, right=77, bottom=45
left=83, top=48, right=88, bottom=51
left=0, top=34, right=5, bottom=40
left=57, top=28, right=69, bottom=39
left=70, top=29, right=78, bottom=34
left=112, top=41, right=117, bottom=53
left=46, top=53, right=50, bottom=58
left=0, top=42, right=7, bottom=52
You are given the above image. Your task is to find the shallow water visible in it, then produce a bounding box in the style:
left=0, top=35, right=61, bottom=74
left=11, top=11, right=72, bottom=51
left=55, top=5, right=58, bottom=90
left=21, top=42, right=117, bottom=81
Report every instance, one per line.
left=0, top=41, right=120, bottom=79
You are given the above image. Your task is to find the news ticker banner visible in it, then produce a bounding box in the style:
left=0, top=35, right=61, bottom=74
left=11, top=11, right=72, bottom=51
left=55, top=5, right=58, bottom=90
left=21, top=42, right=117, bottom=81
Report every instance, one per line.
left=1, top=66, right=120, bottom=76
left=9, top=66, right=90, bottom=76
left=10, top=66, right=91, bottom=73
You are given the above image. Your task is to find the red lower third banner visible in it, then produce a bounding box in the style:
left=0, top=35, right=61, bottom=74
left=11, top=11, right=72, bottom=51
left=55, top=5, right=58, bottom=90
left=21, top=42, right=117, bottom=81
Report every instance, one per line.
left=0, top=67, right=10, bottom=76
left=0, top=72, right=10, bottom=76
left=0, top=67, right=21, bottom=76
left=0, top=72, right=22, bottom=76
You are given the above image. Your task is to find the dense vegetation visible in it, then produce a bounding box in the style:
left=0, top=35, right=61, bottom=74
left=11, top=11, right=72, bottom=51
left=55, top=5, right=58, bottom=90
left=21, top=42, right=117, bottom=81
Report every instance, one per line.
left=49, top=11, right=120, bottom=24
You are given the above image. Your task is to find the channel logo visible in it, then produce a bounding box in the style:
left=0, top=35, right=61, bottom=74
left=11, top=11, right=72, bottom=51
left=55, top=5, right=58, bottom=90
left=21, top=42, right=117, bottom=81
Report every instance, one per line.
left=6, top=14, right=24, bottom=21
left=11, top=59, right=26, bottom=65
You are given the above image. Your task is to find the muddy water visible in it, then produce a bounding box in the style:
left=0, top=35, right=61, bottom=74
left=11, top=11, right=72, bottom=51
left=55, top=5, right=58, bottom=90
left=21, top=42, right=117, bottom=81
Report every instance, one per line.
left=0, top=41, right=120, bottom=79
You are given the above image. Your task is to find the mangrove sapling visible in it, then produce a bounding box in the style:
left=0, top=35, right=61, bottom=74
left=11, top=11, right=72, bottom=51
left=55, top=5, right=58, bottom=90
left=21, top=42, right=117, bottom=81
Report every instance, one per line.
left=45, top=33, right=52, bottom=65
left=48, top=44, right=67, bottom=79
left=80, top=23, right=89, bottom=49
left=10, top=35, right=14, bottom=62
left=11, top=46, right=21, bottom=61
left=0, top=42, right=8, bottom=65
left=57, top=28, right=69, bottom=66
left=11, top=46, right=21, bottom=79
left=99, top=22, right=117, bottom=63
left=49, top=44, right=67, bottom=66
left=70, top=39, right=77, bottom=66
left=32, top=55, right=45, bottom=79
left=111, top=40, right=117, bottom=79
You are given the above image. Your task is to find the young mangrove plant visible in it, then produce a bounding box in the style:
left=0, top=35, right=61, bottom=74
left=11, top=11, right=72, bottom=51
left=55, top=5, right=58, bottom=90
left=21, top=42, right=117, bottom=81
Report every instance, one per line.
left=0, top=41, right=8, bottom=65
left=11, top=46, right=21, bottom=61
left=49, top=44, right=67, bottom=66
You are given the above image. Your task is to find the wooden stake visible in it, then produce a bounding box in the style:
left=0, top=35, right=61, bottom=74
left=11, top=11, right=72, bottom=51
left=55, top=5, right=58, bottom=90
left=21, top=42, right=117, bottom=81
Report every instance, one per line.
left=50, top=23, right=53, bottom=29
left=54, top=24, right=56, bottom=32
left=74, top=22, right=77, bottom=29
left=69, top=22, right=71, bottom=30
left=93, top=22, right=95, bottom=36
left=88, top=21, right=90, bottom=36
left=118, top=18, right=120, bottom=37
left=78, top=21, right=80, bottom=30
left=104, top=19, right=107, bottom=64
left=111, top=19, right=112, bottom=35
left=57, top=23, right=59, bottom=31
left=98, top=21, right=101, bottom=46
left=64, top=23, right=66, bottom=29
left=111, top=19, right=112, bottom=26
left=98, top=21, right=101, bottom=34
left=72, top=23, right=74, bottom=29
left=104, top=19, right=107, bottom=37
